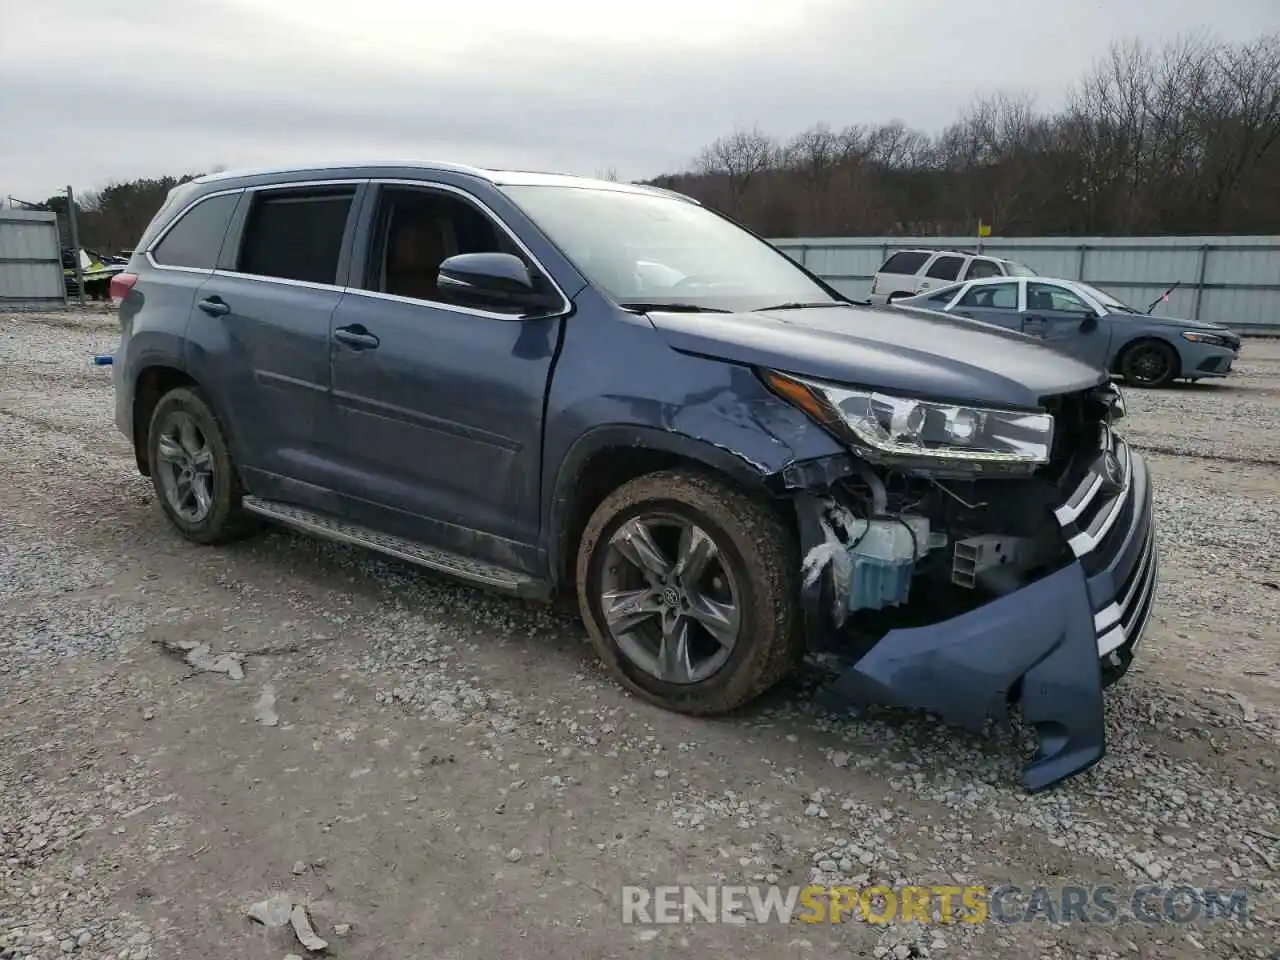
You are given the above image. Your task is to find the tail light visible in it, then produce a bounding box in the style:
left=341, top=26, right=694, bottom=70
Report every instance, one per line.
left=109, top=272, right=138, bottom=303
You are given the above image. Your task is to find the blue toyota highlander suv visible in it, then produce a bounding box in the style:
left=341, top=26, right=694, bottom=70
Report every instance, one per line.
left=110, top=161, right=1157, bottom=791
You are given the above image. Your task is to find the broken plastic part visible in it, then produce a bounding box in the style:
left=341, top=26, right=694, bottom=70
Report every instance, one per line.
left=817, top=560, right=1106, bottom=792
left=846, top=515, right=931, bottom=612
left=800, top=498, right=941, bottom=616
left=951, top=534, right=1027, bottom=589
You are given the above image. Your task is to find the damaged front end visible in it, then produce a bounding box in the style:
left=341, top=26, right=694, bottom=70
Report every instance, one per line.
left=771, top=376, right=1155, bottom=792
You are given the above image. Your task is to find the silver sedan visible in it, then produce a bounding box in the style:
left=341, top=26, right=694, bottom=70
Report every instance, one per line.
left=895, top=276, right=1242, bottom=388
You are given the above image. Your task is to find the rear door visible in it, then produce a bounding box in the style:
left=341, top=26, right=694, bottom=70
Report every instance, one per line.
left=949, top=279, right=1022, bottom=330
left=915, top=253, right=965, bottom=294
left=1022, top=281, right=1111, bottom=368
left=188, top=181, right=366, bottom=486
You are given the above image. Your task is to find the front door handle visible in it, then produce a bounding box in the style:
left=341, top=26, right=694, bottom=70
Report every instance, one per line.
left=333, top=324, right=380, bottom=350
left=197, top=296, right=230, bottom=317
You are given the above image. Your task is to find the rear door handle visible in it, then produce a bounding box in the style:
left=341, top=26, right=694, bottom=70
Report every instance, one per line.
left=333, top=325, right=380, bottom=350
left=197, top=296, right=230, bottom=317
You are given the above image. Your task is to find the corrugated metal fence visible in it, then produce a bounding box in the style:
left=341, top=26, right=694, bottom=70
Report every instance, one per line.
left=772, top=235, right=1280, bottom=335
left=0, top=209, right=66, bottom=310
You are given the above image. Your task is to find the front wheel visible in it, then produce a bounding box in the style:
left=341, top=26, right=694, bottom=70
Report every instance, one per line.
left=576, top=469, right=802, bottom=715
left=147, top=386, right=257, bottom=544
left=1118, top=339, right=1179, bottom=388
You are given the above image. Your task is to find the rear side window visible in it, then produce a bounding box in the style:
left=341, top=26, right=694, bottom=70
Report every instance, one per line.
left=925, top=255, right=964, bottom=281
left=878, top=251, right=929, bottom=276
left=237, top=189, right=355, bottom=284
left=150, top=194, right=239, bottom=270
left=959, top=281, right=1019, bottom=309
left=964, top=258, right=1003, bottom=280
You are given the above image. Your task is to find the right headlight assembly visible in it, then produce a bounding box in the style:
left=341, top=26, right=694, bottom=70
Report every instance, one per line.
left=761, top=369, right=1055, bottom=473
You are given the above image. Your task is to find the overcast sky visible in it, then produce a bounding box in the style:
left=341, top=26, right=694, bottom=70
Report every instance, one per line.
left=2, top=0, right=1277, bottom=202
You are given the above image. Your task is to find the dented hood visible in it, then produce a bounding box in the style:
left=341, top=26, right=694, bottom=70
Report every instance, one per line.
left=648, top=303, right=1108, bottom=409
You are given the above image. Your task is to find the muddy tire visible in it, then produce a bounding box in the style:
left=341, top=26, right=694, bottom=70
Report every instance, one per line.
left=1118, top=339, right=1179, bottom=388
left=147, top=386, right=258, bottom=545
left=576, top=468, right=802, bottom=715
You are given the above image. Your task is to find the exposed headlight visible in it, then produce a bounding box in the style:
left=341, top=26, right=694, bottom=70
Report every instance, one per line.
left=762, top=369, right=1054, bottom=472
left=1181, top=331, right=1235, bottom=348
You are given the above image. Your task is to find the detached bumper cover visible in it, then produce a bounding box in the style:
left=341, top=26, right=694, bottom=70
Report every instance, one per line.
left=800, top=433, right=1157, bottom=792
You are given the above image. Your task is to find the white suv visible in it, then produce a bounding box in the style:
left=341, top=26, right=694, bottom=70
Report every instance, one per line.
left=869, top=249, right=1037, bottom=305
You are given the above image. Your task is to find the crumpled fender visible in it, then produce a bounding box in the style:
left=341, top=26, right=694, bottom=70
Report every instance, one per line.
left=818, top=561, right=1106, bottom=793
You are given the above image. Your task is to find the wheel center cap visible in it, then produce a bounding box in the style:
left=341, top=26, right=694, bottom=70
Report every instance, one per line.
left=661, top=586, right=682, bottom=608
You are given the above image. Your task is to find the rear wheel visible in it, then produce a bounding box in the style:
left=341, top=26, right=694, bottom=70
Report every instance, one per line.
left=886, top=291, right=909, bottom=304
left=147, top=386, right=257, bottom=544
left=1118, top=339, right=1179, bottom=388
left=576, top=469, right=802, bottom=715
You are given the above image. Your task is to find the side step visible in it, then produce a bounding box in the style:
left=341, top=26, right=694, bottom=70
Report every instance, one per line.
left=242, top=497, right=544, bottom=597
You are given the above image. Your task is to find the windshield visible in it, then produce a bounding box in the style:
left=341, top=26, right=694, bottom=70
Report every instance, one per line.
left=1002, top=261, right=1038, bottom=277
left=1076, top=282, right=1142, bottom=314
left=501, top=185, right=840, bottom=312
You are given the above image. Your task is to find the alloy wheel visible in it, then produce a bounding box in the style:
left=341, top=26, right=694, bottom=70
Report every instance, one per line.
left=155, top=409, right=216, bottom=523
left=598, top=513, right=741, bottom=685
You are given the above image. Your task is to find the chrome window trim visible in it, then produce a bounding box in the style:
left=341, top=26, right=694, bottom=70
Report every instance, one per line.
left=347, top=177, right=573, bottom=321
left=212, top=271, right=349, bottom=294
left=144, top=186, right=245, bottom=274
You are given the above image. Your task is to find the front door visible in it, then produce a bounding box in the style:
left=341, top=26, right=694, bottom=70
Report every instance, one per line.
left=1022, top=282, right=1111, bottom=369
left=324, top=182, right=568, bottom=557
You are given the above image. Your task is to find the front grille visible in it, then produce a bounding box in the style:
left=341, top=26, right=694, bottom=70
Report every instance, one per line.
left=1052, top=426, right=1158, bottom=659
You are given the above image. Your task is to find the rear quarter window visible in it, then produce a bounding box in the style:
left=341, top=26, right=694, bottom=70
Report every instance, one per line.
left=149, top=193, right=240, bottom=270
left=878, top=251, right=930, bottom=276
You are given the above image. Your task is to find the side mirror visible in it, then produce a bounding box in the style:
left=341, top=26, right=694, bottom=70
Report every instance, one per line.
left=1080, top=313, right=1099, bottom=332
left=437, top=252, right=559, bottom=315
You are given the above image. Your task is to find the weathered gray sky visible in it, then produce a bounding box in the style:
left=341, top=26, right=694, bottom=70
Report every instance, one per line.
left=2, top=0, right=1276, bottom=201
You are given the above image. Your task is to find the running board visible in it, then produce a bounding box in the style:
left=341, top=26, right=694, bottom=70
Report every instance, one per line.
left=241, top=497, right=544, bottom=597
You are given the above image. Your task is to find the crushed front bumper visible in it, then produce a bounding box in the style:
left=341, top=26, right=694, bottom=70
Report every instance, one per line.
left=798, top=430, right=1157, bottom=792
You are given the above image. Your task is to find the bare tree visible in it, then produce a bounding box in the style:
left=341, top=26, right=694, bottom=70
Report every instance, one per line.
left=694, top=127, right=779, bottom=210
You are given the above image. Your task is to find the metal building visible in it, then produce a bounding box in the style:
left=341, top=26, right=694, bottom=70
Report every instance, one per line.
left=773, top=235, right=1280, bottom=335
left=0, top=209, right=66, bottom=310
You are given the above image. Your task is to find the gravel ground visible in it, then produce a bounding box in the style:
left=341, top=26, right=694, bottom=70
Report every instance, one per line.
left=1, top=309, right=1277, bottom=960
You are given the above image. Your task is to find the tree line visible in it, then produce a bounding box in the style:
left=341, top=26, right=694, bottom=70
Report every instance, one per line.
left=650, top=35, right=1280, bottom=237
left=17, top=33, right=1280, bottom=248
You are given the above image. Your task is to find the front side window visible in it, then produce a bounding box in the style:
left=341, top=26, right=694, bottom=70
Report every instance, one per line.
left=237, top=188, right=355, bottom=285
left=964, top=258, right=1003, bottom=280
left=357, top=185, right=542, bottom=311
left=925, top=255, right=964, bottom=281
left=150, top=193, right=240, bottom=270
left=958, top=281, right=1019, bottom=310
left=1027, top=282, right=1090, bottom=313
left=501, top=185, right=839, bottom=312
left=1002, top=260, right=1038, bottom=277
